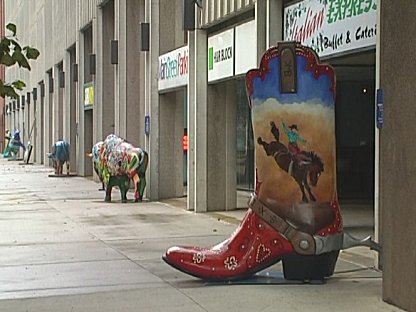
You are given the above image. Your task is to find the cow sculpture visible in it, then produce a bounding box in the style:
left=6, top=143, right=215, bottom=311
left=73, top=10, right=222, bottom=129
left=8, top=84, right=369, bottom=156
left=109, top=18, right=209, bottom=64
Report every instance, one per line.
left=48, top=140, right=70, bottom=175
left=91, top=134, right=148, bottom=203
left=3, top=130, right=26, bottom=160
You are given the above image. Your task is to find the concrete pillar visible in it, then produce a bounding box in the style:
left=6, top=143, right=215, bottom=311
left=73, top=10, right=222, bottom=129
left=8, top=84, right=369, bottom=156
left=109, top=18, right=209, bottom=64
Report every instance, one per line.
left=380, top=1, right=416, bottom=310
left=187, top=31, right=196, bottom=211
left=55, top=64, right=64, bottom=142
left=96, top=0, right=115, bottom=142
left=64, top=54, right=71, bottom=142
left=205, top=81, right=237, bottom=212
left=114, top=0, right=125, bottom=137
left=116, top=0, right=143, bottom=145
left=29, top=95, right=35, bottom=161
left=21, top=106, right=25, bottom=157
left=84, top=24, right=94, bottom=176
left=36, top=83, right=45, bottom=164
left=23, top=99, right=29, bottom=149
left=28, top=92, right=35, bottom=149
left=11, top=110, right=15, bottom=134
left=374, top=0, right=381, bottom=269
left=52, top=66, right=59, bottom=143
left=266, top=0, right=283, bottom=48
left=77, top=31, right=86, bottom=176
left=255, top=0, right=267, bottom=61
left=206, top=85, right=225, bottom=211
left=256, top=0, right=283, bottom=59
left=145, top=0, right=192, bottom=201
left=189, top=28, right=208, bottom=212
left=147, top=0, right=161, bottom=201
left=45, top=71, right=53, bottom=164
left=64, top=48, right=78, bottom=172
left=225, top=80, right=237, bottom=210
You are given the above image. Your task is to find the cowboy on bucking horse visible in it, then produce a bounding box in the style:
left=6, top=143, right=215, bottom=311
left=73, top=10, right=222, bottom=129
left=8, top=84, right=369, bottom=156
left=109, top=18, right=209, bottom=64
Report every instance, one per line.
left=257, top=120, right=323, bottom=202
left=276, top=121, right=311, bottom=167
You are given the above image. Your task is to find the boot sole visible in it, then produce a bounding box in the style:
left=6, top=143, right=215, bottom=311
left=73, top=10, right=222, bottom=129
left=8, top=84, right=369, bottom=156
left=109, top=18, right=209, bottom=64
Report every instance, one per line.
left=162, top=255, right=284, bottom=282
left=163, top=250, right=339, bottom=282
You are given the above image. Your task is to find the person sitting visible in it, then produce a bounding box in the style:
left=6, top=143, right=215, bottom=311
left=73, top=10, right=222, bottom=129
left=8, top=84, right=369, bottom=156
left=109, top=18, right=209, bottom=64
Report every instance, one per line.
left=282, top=122, right=310, bottom=166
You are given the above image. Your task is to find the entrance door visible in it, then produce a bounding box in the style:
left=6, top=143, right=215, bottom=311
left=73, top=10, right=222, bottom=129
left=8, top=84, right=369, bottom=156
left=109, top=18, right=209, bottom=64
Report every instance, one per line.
left=336, top=80, right=375, bottom=201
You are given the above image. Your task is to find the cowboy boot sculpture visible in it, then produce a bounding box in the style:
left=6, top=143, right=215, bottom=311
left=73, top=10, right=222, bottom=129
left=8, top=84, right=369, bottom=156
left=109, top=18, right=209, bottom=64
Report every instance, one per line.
left=163, top=42, right=380, bottom=281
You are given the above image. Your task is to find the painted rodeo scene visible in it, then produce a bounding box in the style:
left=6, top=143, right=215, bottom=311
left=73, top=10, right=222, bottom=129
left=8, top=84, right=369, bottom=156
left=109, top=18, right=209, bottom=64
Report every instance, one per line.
left=251, top=48, right=335, bottom=206
left=163, top=43, right=380, bottom=283
left=91, top=134, right=148, bottom=203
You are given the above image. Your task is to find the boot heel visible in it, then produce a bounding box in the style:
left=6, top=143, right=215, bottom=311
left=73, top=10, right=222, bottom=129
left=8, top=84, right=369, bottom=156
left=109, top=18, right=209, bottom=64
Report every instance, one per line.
left=282, top=250, right=339, bottom=281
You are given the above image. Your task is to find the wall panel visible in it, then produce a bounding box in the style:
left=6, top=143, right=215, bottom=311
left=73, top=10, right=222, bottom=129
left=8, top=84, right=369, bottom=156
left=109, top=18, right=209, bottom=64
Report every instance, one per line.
left=200, top=0, right=255, bottom=27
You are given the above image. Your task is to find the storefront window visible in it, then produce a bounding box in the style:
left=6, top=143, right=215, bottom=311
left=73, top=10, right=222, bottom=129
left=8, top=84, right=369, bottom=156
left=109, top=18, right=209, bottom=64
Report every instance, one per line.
left=236, top=79, right=254, bottom=190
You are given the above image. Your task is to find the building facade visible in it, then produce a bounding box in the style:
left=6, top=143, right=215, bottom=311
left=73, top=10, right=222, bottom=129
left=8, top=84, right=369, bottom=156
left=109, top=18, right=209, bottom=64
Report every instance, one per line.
left=3, top=0, right=415, bottom=310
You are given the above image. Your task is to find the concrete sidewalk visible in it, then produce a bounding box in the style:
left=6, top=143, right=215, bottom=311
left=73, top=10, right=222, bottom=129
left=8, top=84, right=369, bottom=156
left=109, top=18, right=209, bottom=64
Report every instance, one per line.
left=0, top=157, right=401, bottom=312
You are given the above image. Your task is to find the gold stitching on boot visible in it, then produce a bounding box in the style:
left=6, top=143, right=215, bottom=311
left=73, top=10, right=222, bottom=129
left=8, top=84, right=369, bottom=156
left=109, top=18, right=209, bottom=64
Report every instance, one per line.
left=256, top=244, right=271, bottom=263
left=224, top=256, right=238, bottom=270
left=192, top=252, right=206, bottom=264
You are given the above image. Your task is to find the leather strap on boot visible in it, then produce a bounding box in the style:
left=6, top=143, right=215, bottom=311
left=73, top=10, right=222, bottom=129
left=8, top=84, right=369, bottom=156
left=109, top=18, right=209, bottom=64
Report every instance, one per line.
left=248, top=194, right=316, bottom=255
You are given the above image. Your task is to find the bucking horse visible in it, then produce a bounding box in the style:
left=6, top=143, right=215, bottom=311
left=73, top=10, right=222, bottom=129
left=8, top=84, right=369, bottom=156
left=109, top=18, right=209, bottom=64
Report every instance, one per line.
left=257, top=121, right=324, bottom=202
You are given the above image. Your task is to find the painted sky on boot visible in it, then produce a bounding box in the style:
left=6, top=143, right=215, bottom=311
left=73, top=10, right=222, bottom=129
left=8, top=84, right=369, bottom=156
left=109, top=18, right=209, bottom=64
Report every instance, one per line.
left=250, top=56, right=335, bottom=108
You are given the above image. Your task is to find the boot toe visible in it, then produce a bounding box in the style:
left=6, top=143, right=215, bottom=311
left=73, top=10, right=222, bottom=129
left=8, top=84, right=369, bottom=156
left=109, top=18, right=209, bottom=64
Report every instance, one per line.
left=163, top=210, right=298, bottom=281
left=163, top=245, right=216, bottom=279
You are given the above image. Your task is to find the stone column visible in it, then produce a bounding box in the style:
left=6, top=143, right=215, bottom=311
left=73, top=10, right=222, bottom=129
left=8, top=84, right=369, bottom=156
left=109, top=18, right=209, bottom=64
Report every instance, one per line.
left=96, top=1, right=116, bottom=143
left=77, top=31, right=86, bottom=175
left=146, top=0, right=161, bottom=200
left=380, top=1, right=416, bottom=310
left=64, top=48, right=78, bottom=171
left=266, top=0, right=283, bottom=48
left=116, top=0, right=143, bottom=145
left=189, top=28, right=208, bottom=212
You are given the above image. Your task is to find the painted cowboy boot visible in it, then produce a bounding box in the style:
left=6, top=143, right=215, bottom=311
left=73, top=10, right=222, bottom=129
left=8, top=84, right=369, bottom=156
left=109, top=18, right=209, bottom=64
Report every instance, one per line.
left=163, top=43, right=380, bottom=281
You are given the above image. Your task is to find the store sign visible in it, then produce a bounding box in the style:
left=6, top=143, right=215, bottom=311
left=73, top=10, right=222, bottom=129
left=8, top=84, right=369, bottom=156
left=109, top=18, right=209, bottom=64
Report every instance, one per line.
left=84, top=82, right=94, bottom=109
left=235, top=20, right=257, bottom=75
left=158, top=46, right=189, bottom=91
left=284, top=0, right=377, bottom=57
left=208, top=29, right=234, bottom=82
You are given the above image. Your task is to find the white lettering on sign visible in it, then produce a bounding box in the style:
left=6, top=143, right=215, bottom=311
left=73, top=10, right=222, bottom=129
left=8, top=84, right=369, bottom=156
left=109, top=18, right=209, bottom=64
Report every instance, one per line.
left=284, top=0, right=377, bottom=57
left=158, top=46, right=189, bottom=91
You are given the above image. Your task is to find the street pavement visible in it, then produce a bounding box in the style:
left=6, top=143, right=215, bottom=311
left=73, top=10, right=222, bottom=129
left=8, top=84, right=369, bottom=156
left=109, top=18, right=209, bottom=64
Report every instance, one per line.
left=0, top=157, right=403, bottom=312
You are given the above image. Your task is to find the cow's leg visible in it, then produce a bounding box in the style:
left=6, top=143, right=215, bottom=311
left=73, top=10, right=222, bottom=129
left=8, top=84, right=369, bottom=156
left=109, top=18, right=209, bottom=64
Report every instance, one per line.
left=54, top=160, right=59, bottom=175
left=132, top=174, right=140, bottom=202
left=137, top=170, right=146, bottom=202
left=56, top=160, right=63, bottom=175
left=120, top=175, right=130, bottom=203
left=133, top=154, right=148, bottom=202
left=105, top=177, right=114, bottom=202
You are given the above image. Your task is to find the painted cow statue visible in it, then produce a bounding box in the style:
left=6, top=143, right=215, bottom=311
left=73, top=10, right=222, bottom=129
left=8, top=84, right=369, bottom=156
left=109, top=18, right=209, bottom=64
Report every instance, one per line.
left=92, top=134, right=148, bottom=203
left=3, top=130, right=26, bottom=159
left=48, top=140, right=70, bottom=175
